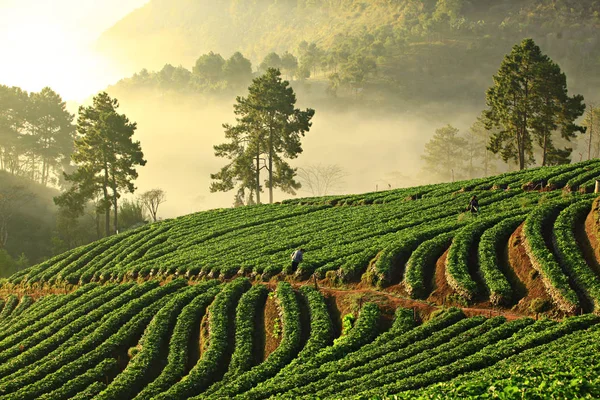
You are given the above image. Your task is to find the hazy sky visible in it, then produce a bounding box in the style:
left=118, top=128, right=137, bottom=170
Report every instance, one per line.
left=0, top=0, right=149, bottom=101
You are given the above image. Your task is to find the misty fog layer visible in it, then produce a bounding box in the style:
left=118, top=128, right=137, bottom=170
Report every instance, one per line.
left=110, top=91, right=485, bottom=218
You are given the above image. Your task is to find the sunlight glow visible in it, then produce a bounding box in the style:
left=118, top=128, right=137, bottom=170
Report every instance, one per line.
left=0, top=0, right=149, bottom=102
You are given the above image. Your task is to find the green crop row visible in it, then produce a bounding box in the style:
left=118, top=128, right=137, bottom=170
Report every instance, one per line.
left=244, top=303, right=400, bottom=400
left=565, top=165, right=600, bottom=191
left=95, top=280, right=220, bottom=399
left=8, top=177, right=503, bottom=285
left=69, top=381, right=106, bottom=400
left=323, top=317, right=539, bottom=398
left=133, top=283, right=223, bottom=400
left=446, top=213, right=525, bottom=300
left=295, top=285, right=334, bottom=357
left=0, top=280, right=185, bottom=400
left=0, top=295, right=48, bottom=331
left=3, top=296, right=33, bottom=323
left=552, top=198, right=600, bottom=313
left=37, top=358, right=117, bottom=400
left=546, top=160, right=600, bottom=189
left=360, top=314, right=599, bottom=399
left=523, top=200, right=580, bottom=313
left=202, top=284, right=269, bottom=397
left=152, top=278, right=250, bottom=399
left=0, top=296, right=18, bottom=323
left=7, top=160, right=598, bottom=288
left=478, top=216, right=525, bottom=305
left=0, top=284, right=130, bottom=369
left=206, top=281, right=302, bottom=398
left=244, top=308, right=453, bottom=400
left=404, top=231, right=455, bottom=298
left=404, top=321, right=600, bottom=398
left=289, top=315, right=495, bottom=398
left=7, top=249, right=73, bottom=284
left=0, top=285, right=97, bottom=343
left=49, top=230, right=143, bottom=285
left=0, top=281, right=174, bottom=394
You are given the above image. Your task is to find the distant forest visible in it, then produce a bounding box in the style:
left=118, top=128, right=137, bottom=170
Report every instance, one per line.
left=101, top=0, right=600, bottom=107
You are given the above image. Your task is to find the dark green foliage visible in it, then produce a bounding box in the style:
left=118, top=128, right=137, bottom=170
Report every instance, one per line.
left=152, top=278, right=250, bottom=399
left=94, top=281, right=219, bottom=400
left=210, top=68, right=314, bottom=204
left=523, top=200, right=580, bottom=313
left=552, top=198, right=600, bottom=312
left=56, top=92, right=146, bottom=237
left=205, top=281, right=302, bottom=398
left=133, top=283, right=223, bottom=400
left=484, top=39, right=584, bottom=170
left=478, top=216, right=525, bottom=305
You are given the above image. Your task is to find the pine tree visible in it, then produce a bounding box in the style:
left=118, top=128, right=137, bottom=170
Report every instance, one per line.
left=211, top=68, right=314, bottom=204
left=484, top=38, right=584, bottom=169
left=421, top=124, right=467, bottom=182
left=56, top=92, right=145, bottom=236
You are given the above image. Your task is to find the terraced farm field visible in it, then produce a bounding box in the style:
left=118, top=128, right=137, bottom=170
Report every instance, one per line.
left=2, top=160, right=600, bottom=398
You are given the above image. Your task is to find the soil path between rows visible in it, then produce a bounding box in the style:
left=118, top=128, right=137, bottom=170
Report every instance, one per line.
left=426, top=247, right=454, bottom=305
left=582, top=210, right=600, bottom=278
left=507, top=223, right=552, bottom=315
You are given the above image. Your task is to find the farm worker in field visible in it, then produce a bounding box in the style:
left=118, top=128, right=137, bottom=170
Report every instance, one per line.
left=467, top=195, right=479, bottom=214
left=291, top=248, right=305, bottom=272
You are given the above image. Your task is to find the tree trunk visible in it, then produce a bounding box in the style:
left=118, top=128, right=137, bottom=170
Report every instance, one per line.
left=521, top=76, right=529, bottom=171
left=518, top=126, right=525, bottom=170
left=111, top=171, right=118, bottom=234
left=41, top=157, right=47, bottom=186
left=96, top=211, right=100, bottom=240
left=103, top=156, right=110, bottom=237
left=255, top=142, right=261, bottom=205
left=268, top=125, right=274, bottom=204
left=589, top=105, right=594, bottom=160
left=542, top=132, right=547, bottom=167
left=30, top=154, right=35, bottom=181
left=0, top=220, right=8, bottom=248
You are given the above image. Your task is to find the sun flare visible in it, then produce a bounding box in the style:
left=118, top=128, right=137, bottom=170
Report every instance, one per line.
left=0, top=0, right=148, bottom=102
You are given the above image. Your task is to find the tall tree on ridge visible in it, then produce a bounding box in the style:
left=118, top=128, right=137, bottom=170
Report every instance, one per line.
left=583, top=103, right=600, bottom=159
left=223, top=52, right=253, bottom=89
left=211, top=68, right=314, bottom=204
left=421, top=124, right=467, bottom=182
left=259, top=52, right=282, bottom=73
left=0, top=86, right=28, bottom=175
left=28, top=87, right=75, bottom=185
left=280, top=52, right=299, bottom=80
left=530, top=59, right=585, bottom=166
left=56, top=92, right=145, bottom=236
left=192, top=51, right=226, bottom=84
left=484, top=38, right=584, bottom=169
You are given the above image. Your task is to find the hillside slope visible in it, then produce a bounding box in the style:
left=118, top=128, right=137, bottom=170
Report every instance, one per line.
left=7, top=159, right=600, bottom=315
left=1, top=161, right=600, bottom=398
left=0, top=172, right=61, bottom=277
left=0, top=283, right=597, bottom=398
left=97, top=0, right=600, bottom=103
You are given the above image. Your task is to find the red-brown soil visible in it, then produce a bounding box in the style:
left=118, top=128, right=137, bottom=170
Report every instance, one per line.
left=192, top=313, right=209, bottom=369
left=508, top=223, right=553, bottom=316
left=16, top=215, right=600, bottom=329
left=583, top=210, right=600, bottom=277
left=262, top=291, right=282, bottom=361
left=426, top=248, right=456, bottom=305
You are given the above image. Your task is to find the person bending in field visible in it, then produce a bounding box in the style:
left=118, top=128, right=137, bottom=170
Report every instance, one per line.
left=467, top=195, right=479, bottom=215
left=290, top=248, right=305, bottom=272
